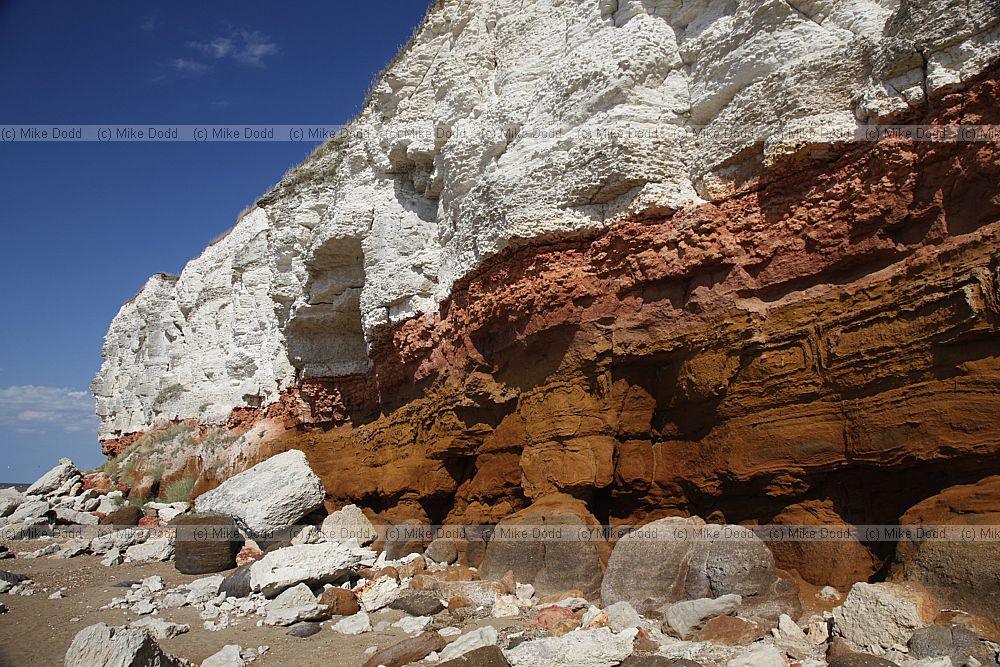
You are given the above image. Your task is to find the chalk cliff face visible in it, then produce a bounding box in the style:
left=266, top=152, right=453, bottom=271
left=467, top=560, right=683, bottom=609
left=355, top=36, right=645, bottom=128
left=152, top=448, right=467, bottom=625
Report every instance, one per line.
left=95, top=0, right=1000, bottom=579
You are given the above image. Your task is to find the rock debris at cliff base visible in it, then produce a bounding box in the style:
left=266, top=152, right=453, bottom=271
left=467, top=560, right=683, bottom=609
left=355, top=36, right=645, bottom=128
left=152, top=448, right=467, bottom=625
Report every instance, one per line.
left=11, top=0, right=997, bottom=664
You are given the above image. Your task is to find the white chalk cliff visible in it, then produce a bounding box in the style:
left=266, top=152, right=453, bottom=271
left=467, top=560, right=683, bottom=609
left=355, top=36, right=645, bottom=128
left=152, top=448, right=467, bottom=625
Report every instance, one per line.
left=93, top=0, right=1000, bottom=441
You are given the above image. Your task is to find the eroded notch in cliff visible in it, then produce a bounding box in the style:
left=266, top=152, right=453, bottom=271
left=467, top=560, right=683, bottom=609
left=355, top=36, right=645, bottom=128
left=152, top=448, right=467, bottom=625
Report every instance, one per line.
left=287, top=237, right=371, bottom=378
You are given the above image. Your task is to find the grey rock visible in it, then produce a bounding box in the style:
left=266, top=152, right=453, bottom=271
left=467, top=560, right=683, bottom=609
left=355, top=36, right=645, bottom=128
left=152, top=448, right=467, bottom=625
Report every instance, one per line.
left=909, top=626, right=998, bottom=667
left=54, top=507, right=99, bottom=526
left=605, top=600, right=642, bottom=632
left=0, top=490, right=24, bottom=517
left=201, top=645, right=244, bottom=667
left=26, top=460, right=79, bottom=496
left=220, top=564, right=253, bottom=599
left=425, top=537, right=459, bottom=564
left=620, top=659, right=696, bottom=667
left=54, top=539, right=91, bottom=558
left=286, top=622, right=322, bottom=638
left=0, top=570, right=28, bottom=586
left=438, top=646, right=512, bottom=667
left=663, top=594, right=742, bottom=639
left=194, top=450, right=325, bottom=534
left=389, top=593, right=446, bottom=616
left=171, top=512, right=240, bottom=575
left=320, top=504, right=376, bottom=546
left=266, top=583, right=317, bottom=611
left=125, top=537, right=174, bottom=563
left=602, top=517, right=798, bottom=620
left=249, top=542, right=365, bottom=597
left=63, top=622, right=189, bottom=667
left=7, top=499, right=51, bottom=524
left=128, top=617, right=190, bottom=641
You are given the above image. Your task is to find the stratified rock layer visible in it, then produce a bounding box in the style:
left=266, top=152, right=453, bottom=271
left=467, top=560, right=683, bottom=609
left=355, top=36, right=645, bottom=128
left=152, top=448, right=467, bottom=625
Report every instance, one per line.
left=94, top=0, right=1000, bottom=600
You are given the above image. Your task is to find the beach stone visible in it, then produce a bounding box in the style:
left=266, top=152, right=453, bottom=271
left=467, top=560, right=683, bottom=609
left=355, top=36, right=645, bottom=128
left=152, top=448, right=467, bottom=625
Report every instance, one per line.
left=101, top=505, right=143, bottom=526
left=426, top=538, right=459, bottom=564
left=26, top=460, right=79, bottom=496
left=605, top=600, right=642, bottom=632
left=219, top=564, right=252, bottom=599
left=128, top=617, right=190, bottom=641
left=249, top=542, right=364, bottom=597
left=8, top=499, right=51, bottom=524
left=389, top=592, right=444, bottom=617
left=663, top=594, right=742, bottom=640
left=64, top=622, right=188, bottom=667
left=908, top=625, right=998, bottom=666
left=833, top=582, right=937, bottom=653
left=319, top=587, right=360, bottom=615
left=332, top=610, right=371, bottom=635
left=195, top=450, right=325, bottom=534
left=171, top=512, right=241, bottom=575
left=726, top=645, right=786, bottom=667
left=53, top=507, right=98, bottom=526
left=438, top=646, right=512, bottom=667
left=440, top=626, right=500, bottom=662
left=125, top=537, right=174, bottom=563
left=286, top=622, right=322, bottom=638
left=266, top=583, right=317, bottom=611
left=361, top=632, right=446, bottom=667
left=503, top=627, right=638, bottom=667
left=481, top=494, right=608, bottom=599
left=201, top=644, right=244, bottom=667
left=320, top=504, right=377, bottom=545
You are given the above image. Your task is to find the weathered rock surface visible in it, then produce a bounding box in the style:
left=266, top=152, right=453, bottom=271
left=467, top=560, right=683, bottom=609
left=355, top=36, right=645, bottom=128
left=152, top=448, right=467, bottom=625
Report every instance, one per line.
left=27, top=460, right=79, bottom=496
left=249, top=543, right=365, bottom=596
left=91, top=0, right=1000, bottom=624
left=361, top=632, right=446, bottom=667
left=194, top=450, right=324, bottom=534
left=891, top=476, right=1000, bottom=621
left=833, top=582, right=938, bottom=653
left=481, top=494, right=608, bottom=598
left=171, top=512, right=240, bottom=575
left=439, top=646, right=512, bottom=667
left=602, top=517, right=797, bottom=619
left=908, top=625, right=999, bottom=667
left=64, top=622, right=188, bottom=667
left=320, top=504, right=376, bottom=545
left=663, top=595, right=742, bottom=640
left=504, top=627, right=638, bottom=667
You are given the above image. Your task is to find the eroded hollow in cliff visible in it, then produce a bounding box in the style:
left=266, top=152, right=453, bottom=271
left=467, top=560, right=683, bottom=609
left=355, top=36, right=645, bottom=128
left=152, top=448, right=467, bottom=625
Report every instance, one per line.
left=286, top=237, right=371, bottom=377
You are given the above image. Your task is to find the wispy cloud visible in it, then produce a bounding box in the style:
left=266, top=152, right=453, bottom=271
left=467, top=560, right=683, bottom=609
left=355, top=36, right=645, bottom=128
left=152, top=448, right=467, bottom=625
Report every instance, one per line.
left=0, top=386, right=97, bottom=434
left=187, top=28, right=279, bottom=67
left=141, top=15, right=157, bottom=32
left=172, top=58, right=208, bottom=74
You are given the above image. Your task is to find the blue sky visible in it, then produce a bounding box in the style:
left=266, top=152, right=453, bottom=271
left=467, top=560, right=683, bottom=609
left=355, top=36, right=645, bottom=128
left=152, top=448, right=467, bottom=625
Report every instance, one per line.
left=0, top=1, right=432, bottom=482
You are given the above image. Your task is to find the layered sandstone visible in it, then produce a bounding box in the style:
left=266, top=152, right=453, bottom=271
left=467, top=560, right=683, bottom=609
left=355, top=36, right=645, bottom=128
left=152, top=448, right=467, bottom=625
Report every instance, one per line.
left=94, top=0, right=1000, bottom=591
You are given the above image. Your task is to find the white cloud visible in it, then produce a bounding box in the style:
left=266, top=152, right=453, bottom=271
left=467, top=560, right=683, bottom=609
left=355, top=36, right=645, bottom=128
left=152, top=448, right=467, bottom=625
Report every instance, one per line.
left=172, top=58, right=208, bottom=74
left=0, top=386, right=97, bottom=434
left=187, top=28, right=278, bottom=67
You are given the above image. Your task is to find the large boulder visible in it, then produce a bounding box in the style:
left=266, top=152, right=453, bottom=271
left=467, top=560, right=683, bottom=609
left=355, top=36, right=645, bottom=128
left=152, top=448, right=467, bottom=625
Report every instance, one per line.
left=832, top=582, right=938, bottom=654
left=249, top=542, right=369, bottom=596
left=481, top=494, right=608, bottom=598
left=601, top=517, right=798, bottom=621
left=64, top=622, right=188, bottom=667
left=891, top=475, right=1000, bottom=620
left=0, top=489, right=24, bottom=517
left=503, top=627, right=638, bottom=667
left=194, top=450, right=325, bottom=534
left=27, top=459, right=80, bottom=496
left=768, top=500, right=879, bottom=588
left=6, top=499, right=51, bottom=525
left=321, top=504, right=376, bottom=545
left=101, top=505, right=143, bottom=526
left=908, top=625, right=999, bottom=667
left=171, top=512, right=241, bottom=575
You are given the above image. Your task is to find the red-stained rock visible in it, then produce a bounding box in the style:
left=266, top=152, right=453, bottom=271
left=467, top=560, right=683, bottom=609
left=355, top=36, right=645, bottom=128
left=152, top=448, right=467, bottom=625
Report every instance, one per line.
left=235, top=546, right=264, bottom=566
left=768, top=500, right=879, bottom=589
left=481, top=494, right=608, bottom=599
left=529, top=605, right=578, bottom=631
left=891, top=476, right=1000, bottom=620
